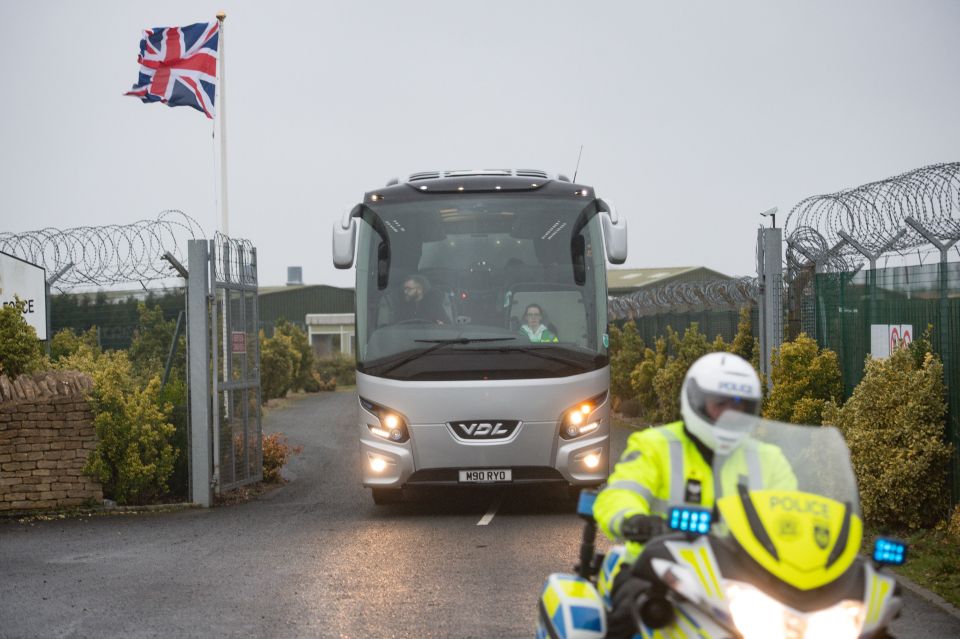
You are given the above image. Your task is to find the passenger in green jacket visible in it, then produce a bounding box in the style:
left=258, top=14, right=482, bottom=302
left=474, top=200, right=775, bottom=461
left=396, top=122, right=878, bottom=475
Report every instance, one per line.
left=519, top=303, right=558, bottom=342
left=594, top=352, right=796, bottom=639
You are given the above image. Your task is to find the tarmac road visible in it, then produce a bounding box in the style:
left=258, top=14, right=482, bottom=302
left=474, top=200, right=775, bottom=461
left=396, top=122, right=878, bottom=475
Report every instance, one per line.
left=1, top=390, right=958, bottom=638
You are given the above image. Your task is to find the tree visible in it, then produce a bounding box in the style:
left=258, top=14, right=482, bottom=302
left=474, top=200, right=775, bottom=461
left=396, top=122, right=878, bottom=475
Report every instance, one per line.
left=822, top=348, right=951, bottom=529
left=764, top=333, right=842, bottom=425
left=0, top=297, right=45, bottom=378
left=651, top=323, right=712, bottom=422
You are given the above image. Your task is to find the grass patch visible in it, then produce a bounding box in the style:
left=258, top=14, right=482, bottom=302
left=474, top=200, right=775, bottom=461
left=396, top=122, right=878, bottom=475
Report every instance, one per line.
left=612, top=413, right=652, bottom=431
left=882, top=526, right=960, bottom=608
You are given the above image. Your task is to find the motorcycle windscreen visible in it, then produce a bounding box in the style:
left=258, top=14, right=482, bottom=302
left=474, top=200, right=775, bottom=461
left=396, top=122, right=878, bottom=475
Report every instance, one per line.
left=711, top=413, right=863, bottom=591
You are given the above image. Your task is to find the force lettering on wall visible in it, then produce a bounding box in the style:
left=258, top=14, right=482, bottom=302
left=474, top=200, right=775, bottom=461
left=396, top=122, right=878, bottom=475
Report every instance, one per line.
left=0, top=251, right=47, bottom=340
left=2, top=298, right=37, bottom=314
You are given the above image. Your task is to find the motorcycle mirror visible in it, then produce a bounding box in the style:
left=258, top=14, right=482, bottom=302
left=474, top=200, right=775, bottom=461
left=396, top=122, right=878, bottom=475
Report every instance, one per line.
left=872, top=537, right=907, bottom=566
left=667, top=506, right=711, bottom=535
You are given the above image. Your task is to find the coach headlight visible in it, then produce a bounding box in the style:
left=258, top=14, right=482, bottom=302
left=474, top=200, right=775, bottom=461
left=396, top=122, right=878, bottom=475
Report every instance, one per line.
left=360, top=397, right=410, bottom=443
left=559, top=392, right=607, bottom=440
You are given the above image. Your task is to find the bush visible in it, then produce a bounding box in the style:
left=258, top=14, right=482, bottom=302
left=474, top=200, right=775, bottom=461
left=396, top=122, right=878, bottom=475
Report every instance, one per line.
left=619, top=398, right=641, bottom=418
left=729, top=306, right=756, bottom=363
left=50, top=327, right=100, bottom=363
left=630, top=335, right=669, bottom=419
left=302, top=373, right=322, bottom=393
left=764, top=333, right=842, bottom=425
left=128, top=303, right=184, bottom=385
left=822, top=348, right=952, bottom=529
left=0, top=297, right=46, bottom=378
left=79, top=351, right=179, bottom=505
left=259, top=329, right=299, bottom=402
left=315, top=352, right=356, bottom=387
left=948, top=505, right=960, bottom=542
left=274, top=319, right=314, bottom=392
left=609, top=322, right=645, bottom=405
left=262, top=432, right=302, bottom=483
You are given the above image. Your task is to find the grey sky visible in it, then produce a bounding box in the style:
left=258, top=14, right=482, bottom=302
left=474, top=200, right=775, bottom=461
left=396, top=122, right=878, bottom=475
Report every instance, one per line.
left=1, top=0, right=958, bottom=288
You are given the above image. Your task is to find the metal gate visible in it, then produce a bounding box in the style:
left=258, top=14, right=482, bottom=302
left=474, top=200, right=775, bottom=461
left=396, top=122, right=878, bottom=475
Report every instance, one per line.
left=187, top=236, right=261, bottom=506
left=211, top=233, right=262, bottom=491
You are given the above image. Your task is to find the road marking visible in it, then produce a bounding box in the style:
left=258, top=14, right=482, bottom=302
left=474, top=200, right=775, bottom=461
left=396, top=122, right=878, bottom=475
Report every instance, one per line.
left=477, top=496, right=502, bottom=526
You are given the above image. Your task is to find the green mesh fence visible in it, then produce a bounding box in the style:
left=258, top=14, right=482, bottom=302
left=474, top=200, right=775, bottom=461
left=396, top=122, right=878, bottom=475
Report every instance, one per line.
left=812, top=262, right=960, bottom=501
left=50, top=289, right=187, bottom=350
left=612, top=306, right=758, bottom=350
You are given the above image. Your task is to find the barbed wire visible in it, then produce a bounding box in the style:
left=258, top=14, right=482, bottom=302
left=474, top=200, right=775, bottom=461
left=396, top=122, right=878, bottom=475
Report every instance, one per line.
left=784, top=162, right=960, bottom=271
left=609, top=278, right=760, bottom=320
left=0, top=211, right=204, bottom=288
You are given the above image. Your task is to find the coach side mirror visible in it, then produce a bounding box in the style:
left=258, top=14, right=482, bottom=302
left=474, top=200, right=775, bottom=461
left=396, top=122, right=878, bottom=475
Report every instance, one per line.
left=597, top=199, right=627, bottom=265
left=332, top=207, right=359, bottom=269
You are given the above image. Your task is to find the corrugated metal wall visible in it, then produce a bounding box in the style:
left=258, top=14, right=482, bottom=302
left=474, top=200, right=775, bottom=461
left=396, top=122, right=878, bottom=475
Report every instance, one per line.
left=258, top=285, right=355, bottom=336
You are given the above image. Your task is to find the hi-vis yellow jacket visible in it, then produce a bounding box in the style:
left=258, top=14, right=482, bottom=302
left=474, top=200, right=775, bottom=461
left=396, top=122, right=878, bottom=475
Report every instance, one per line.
left=594, top=420, right=797, bottom=561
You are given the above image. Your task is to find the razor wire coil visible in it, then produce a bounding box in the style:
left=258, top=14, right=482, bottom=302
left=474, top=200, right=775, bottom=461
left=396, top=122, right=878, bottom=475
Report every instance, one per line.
left=784, top=162, right=960, bottom=271
left=212, top=231, right=257, bottom=286
left=0, top=211, right=204, bottom=288
left=609, top=277, right=760, bottom=320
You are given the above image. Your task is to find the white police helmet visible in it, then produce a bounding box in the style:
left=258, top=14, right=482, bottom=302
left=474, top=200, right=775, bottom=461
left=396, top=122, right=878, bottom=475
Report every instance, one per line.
left=680, top=352, right=762, bottom=454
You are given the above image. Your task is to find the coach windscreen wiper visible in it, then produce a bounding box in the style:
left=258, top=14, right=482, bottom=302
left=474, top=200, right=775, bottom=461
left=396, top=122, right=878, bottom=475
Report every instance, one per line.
left=378, top=337, right=517, bottom=376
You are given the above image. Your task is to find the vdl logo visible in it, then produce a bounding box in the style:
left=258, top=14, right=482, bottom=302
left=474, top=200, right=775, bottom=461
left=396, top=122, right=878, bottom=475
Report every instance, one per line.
left=450, top=420, right=520, bottom=440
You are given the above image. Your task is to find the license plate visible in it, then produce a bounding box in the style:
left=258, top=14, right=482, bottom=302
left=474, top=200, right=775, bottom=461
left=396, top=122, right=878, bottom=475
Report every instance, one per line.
left=458, top=469, right=512, bottom=483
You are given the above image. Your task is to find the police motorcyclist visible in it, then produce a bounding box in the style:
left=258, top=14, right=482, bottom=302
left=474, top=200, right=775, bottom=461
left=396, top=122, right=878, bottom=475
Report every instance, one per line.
left=593, top=352, right=797, bottom=638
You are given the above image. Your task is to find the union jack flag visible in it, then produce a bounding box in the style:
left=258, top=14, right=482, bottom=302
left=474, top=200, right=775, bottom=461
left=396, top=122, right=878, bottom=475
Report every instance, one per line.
left=125, top=21, right=219, bottom=119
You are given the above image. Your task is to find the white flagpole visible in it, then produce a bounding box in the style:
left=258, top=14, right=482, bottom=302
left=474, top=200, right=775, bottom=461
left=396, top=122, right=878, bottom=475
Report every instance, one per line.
left=214, top=12, right=229, bottom=495
left=216, top=12, right=229, bottom=237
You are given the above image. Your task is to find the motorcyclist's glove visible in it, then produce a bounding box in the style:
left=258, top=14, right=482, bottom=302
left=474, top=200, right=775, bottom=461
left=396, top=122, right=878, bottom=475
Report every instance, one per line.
left=607, top=570, right=650, bottom=639
left=620, top=514, right=667, bottom=543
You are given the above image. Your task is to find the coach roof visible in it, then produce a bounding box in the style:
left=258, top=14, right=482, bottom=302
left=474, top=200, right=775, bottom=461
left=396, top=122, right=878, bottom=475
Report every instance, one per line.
left=362, top=169, right=594, bottom=202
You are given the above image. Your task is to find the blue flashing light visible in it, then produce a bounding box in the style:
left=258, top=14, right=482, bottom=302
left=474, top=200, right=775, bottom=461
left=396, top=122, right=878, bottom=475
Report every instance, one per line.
left=873, top=538, right=907, bottom=566
left=668, top=506, right=712, bottom=534
left=577, top=489, right=598, bottom=517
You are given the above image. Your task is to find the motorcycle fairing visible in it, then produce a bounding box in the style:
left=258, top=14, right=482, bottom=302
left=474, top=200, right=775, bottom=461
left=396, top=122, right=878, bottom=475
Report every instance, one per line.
left=538, top=573, right=606, bottom=639
left=717, top=488, right=862, bottom=591
left=860, top=562, right=903, bottom=636
left=661, top=536, right=729, bottom=612
left=597, top=547, right=627, bottom=605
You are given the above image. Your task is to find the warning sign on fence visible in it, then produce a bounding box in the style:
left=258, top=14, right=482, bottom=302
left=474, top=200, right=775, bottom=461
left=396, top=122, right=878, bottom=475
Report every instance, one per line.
left=231, top=331, right=247, bottom=354
left=870, top=324, right=913, bottom=359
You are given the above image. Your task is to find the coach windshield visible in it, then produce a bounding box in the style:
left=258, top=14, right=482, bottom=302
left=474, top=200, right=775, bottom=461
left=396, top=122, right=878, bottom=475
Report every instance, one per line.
left=353, top=194, right=609, bottom=381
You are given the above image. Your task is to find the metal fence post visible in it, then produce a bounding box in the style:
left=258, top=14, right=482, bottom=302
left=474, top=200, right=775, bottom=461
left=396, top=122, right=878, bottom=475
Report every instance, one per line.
left=758, top=227, right=783, bottom=387
left=187, top=240, right=212, bottom=507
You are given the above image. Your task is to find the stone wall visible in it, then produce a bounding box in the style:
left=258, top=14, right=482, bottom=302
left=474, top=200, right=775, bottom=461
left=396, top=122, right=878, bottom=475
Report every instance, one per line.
left=0, top=371, right=103, bottom=511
